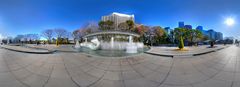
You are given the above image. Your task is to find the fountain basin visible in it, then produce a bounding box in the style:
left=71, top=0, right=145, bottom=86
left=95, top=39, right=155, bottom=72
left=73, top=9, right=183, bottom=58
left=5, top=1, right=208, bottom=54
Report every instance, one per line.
left=126, top=43, right=138, bottom=53
left=77, top=46, right=149, bottom=57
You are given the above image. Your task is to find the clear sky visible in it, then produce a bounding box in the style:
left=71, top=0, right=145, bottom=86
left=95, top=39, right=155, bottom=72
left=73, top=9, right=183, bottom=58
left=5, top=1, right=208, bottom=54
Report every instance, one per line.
left=0, top=0, right=239, bottom=38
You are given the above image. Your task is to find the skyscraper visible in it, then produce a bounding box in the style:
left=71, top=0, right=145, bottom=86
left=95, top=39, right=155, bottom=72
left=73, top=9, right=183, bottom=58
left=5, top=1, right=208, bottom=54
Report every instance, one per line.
left=101, top=12, right=134, bottom=30
left=184, top=25, right=192, bottom=29
left=207, top=29, right=216, bottom=40
left=196, top=26, right=203, bottom=31
left=196, top=26, right=208, bottom=36
left=216, top=32, right=223, bottom=40
left=178, top=22, right=184, bottom=28
left=164, top=27, right=171, bottom=34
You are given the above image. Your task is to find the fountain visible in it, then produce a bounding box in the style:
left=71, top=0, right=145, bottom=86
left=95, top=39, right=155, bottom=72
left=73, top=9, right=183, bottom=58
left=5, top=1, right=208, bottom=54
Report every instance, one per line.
left=126, top=36, right=138, bottom=53
left=79, top=35, right=143, bottom=53
left=111, top=37, right=114, bottom=49
left=76, top=31, right=148, bottom=57
left=74, top=40, right=80, bottom=48
left=80, top=38, right=100, bottom=50
left=85, top=38, right=87, bottom=43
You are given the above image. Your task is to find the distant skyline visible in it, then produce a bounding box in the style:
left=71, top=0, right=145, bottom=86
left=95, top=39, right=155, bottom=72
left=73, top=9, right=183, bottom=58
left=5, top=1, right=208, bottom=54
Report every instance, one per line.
left=0, top=0, right=240, bottom=38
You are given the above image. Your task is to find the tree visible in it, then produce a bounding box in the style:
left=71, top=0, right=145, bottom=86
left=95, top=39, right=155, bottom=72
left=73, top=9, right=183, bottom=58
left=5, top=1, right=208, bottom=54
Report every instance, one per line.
left=105, top=20, right=114, bottom=30
left=14, top=35, right=25, bottom=43
left=153, top=26, right=165, bottom=37
left=73, top=30, right=82, bottom=42
left=174, top=28, right=187, bottom=39
left=118, top=22, right=129, bottom=31
left=54, top=28, right=67, bottom=38
left=62, top=32, right=72, bottom=44
left=126, top=20, right=135, bottom=31
left=98, top=20, right=114, bottom=30
left=42, top=29, right=54, bottom=44
left=185, top=29, right=203, bottom=46
left=82, top=21, right=99, bottom=32
left=98, top=21, right=105, bottom=30
left=179, top=36, right=184, bottom=49
left=152, top=26, right=167, bottom=44
left=136, top=25, right=149, bottom=36
left=174, top=28, right=187, bottom=49
left=193, top=30, right=203, bottom=44
left=24, top=34, right=40, bottom=44
left=136, top=25, right=149, bottom=42
left=174, top=28, right=203, bottom=48
left=54, top=28, right=67, bottom=45
left=73, top=22, right=99, bottom=43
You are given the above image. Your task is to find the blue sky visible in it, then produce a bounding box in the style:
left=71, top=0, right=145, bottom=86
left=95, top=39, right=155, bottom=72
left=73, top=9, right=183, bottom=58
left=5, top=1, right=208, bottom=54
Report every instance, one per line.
left=0, top=0, right=240, bottom=38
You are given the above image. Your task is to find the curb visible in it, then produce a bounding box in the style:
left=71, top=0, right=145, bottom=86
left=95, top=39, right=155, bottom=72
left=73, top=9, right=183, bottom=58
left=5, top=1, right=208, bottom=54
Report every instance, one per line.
left=192, top=46, right=227, bottom=56
left=145, top=46, right=228, bottom=57
left=0, top=46, right=56, bottom=54
left=144, top=52, right=174, bottom=58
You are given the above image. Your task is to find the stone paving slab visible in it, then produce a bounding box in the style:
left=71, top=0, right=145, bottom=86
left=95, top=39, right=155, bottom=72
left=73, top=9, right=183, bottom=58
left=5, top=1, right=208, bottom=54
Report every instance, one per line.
left=0, top=45, right=239, bottom=87
left=145, top=45, right=229, bottom=57
left=25, top=44, right=76, bottom=52
left=0, top=45, right=55, bottom=54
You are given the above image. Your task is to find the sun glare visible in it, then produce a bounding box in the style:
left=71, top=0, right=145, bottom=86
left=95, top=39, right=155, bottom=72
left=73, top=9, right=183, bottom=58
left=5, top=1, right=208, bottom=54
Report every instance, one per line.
left=225, top=18, right=235, bottom=26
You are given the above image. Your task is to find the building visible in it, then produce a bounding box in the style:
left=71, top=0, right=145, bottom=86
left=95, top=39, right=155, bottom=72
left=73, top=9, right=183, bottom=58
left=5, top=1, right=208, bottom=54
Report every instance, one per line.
left=196, top=26, right=203, bottom=31
left=164, top=27, right=171, bottom=34
left=206, top=29, right=224, bottom=41
left=207, top=29, right=216, bottom=40
left=178, top=22, right=192, bottom=29
left=164, top=27, right=174, bottom=43
left=184, top=25, right=192, bottom=29
left=101, top=12, right=134, bottom=30
left=196, top=26, right=208, bottom=36
left=216, top=32, right=223, bottom=40
left=178, top=22, right=185, bottom=28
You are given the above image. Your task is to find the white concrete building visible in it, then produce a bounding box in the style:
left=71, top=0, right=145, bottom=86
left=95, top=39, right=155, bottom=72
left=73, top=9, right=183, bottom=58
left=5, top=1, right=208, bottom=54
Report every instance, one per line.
left=101, top=12, right=134, bottom=30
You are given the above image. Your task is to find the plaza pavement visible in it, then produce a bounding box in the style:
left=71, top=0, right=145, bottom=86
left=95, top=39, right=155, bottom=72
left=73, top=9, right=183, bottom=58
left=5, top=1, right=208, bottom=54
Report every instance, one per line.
left=146, top=45, right=228, bottom=56
left=0, top=45, right=240, bottom=87
left=1, top=45, right=50, bottom=52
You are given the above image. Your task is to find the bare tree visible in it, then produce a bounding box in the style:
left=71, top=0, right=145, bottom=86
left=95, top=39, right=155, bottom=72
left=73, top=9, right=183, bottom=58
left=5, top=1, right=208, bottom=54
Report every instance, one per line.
left=54, top=28, right=67, bottom=38
left=82, top=21, right=99, bottom=32
left=25, top=34, right=39, bottom=41
left=54, top=28, right=68, bottom=45
left=62, top=32, right=72, bottom=44
left=72, top=29, right=86, bottom=42
left=14, top=35, right=25, bottom=43
left=42, top=29, right=54, bottom=43
left=24, top=34, right=40, bottom=44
